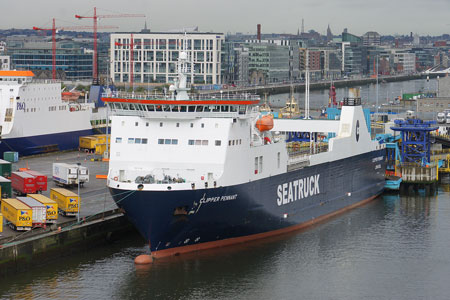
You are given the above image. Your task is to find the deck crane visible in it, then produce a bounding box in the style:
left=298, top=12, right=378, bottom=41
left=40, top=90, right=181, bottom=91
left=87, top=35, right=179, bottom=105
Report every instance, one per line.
left=33, top=18, right=117, bottom=80
left=75, top=7, right=145, bottom=84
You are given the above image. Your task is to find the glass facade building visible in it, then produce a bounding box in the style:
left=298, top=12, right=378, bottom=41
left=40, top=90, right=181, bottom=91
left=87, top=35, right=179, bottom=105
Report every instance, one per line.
left=10, top=48, right=93, bottom=80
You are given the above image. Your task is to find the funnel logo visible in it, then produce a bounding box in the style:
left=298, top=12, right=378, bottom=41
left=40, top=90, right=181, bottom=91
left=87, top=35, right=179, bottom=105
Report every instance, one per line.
left=47, top=205, right=54, bottom=210
left=69, top=198, right=77, bottom=203
left=21, top=210, right=29, bottom=216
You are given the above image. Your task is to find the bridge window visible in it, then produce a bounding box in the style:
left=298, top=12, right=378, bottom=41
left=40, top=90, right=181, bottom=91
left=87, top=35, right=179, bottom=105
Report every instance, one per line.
left=202, top=140, right=208, bottom=146
left=171, top=139, right=178, bottom=145
left=142, top=138, right=148, bottom=144
left=158, top=139, right=164, bottom=144
left=135, top=138, right=141, bottom=144
left=160, top=122, right=163, bottom=127
left=135, top=122, right=138, bottom=126
left=190, top=123, right=194, bottom=128
left=176, top=123, right=180, bottom=127
left=115, top=137, right=122, bottom=143
left=164, top=139, right=171, bottom=144
left=215, top=140, right=221, bottom=146
left=201, top=123, right=204, bottom=128
left=128, top=138, right=135, bottom=144
left=188, top=140, right=194, bottom=145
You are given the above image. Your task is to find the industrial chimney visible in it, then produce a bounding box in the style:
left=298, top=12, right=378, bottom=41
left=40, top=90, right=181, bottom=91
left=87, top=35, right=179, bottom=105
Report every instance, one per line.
left=257, top=24, right=261, bottom=42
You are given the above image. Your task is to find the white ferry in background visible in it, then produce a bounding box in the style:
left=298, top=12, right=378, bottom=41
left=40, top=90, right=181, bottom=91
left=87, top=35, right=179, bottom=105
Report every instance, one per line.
left=437, top=109, right=450, bottom=124
left=104, top=49, right=386, bottom=259
left=0, top=70, right=106, bottom=156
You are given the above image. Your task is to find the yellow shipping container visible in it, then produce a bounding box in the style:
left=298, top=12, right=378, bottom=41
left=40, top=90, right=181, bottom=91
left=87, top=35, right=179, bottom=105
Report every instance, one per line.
left=0, top=213, right=3, bottom=233
left=95, top=143, right=110, bottom=155
left=79, top=136, right=98, bottom=150
left=1, top=198, right=32, bottom=230
left=28, top=194, right=58, bottom=223
left=93, top=134, right=110, bottom=144
left=50, top=188, right=80, bottom=217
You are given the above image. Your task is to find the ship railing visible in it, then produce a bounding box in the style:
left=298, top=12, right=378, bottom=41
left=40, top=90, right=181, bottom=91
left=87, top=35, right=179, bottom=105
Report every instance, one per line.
left=102, top=91, right=260, bottom=101
left=109, top=108, right=248, bottom=119
left=342, top=98, right=361, bottom=106
left=107, top=101, right=258, bottom=118
left=287, top=144, right=329, bottom=156
left=287, top=154, right=310, bottom=170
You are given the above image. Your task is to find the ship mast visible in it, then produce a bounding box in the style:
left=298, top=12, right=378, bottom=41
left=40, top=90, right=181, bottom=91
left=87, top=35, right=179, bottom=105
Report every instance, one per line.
left=172, top=32, right=191, bottom=101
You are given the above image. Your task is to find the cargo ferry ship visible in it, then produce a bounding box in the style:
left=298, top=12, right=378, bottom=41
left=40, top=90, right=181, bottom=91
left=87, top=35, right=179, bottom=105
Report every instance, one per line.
left=0, top=70, right=106, bottom=156
left=104, top=50, right=386, bottom=259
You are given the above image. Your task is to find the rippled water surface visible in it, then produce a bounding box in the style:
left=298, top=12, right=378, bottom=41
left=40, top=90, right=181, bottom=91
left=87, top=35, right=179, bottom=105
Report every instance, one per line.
left=1, top=185, right=450, bottom=300
left=269, top=78, right=438, bottom=109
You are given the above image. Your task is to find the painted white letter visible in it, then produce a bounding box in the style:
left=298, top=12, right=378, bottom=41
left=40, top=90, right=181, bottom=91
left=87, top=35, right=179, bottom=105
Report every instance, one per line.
left=315, top=174, right=320, bottom=194
left=277, top=185, right=283, bottom=206
left=304, top=177, right=309, bottom=198
left=288, top=182, right=293, bottom=203
left=298, top=179, right=304, bottom=199
left=293, top=180, right=299, bottom=201
left=282, top=183, right=288, bottom=205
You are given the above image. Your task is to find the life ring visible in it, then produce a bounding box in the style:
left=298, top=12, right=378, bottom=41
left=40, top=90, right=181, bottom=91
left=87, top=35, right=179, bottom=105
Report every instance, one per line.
left=114, top=176, right=118, bottom=181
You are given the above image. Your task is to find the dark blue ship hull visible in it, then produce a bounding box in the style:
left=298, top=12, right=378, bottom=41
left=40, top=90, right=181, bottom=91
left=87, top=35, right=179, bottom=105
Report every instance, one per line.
left=0, top=129, right=94, bottom=156
left=110, top=149, right=386, bottom=257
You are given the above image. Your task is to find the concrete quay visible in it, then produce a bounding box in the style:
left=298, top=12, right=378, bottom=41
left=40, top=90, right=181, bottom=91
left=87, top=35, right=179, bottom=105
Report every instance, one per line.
left=0, top=151, right=138, bottom=276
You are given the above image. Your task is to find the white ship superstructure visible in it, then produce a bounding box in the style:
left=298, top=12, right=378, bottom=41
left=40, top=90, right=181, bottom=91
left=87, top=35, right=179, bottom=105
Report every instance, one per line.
left=0, top=70, right=93, bottom=155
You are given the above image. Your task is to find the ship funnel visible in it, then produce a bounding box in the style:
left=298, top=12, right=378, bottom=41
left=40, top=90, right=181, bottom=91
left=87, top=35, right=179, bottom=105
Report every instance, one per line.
left=348, top=88, right=360, bottom=98
left=343, top=88, right=362, bottom=106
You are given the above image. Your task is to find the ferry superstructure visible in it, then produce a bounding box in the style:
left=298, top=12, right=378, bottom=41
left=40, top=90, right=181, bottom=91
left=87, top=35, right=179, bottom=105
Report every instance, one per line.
left=0, top=70, right=95, bottom=155
left=104, top=50, right=386, bottom=259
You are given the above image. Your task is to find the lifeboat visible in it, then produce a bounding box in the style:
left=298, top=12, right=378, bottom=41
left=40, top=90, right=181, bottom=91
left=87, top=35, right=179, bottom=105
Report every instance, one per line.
left=256, top=116, right=274, bottom=132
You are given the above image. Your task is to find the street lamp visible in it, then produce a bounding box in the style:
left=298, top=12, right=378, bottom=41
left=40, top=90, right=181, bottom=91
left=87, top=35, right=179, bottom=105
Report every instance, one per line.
left=77, top=162, right=81, bottom=223
left=375, top=55, right=379, bottom=116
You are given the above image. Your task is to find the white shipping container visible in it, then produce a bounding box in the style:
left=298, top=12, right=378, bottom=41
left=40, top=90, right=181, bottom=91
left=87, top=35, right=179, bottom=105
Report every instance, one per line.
left=53, top=163, right=89, bottom=186
left=17, top=196, right=47, bottom=226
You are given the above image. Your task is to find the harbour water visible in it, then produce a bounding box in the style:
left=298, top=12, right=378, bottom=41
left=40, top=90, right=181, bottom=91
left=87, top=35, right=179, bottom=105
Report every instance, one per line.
left=1, top=184, right=449, bottom=299
left=269, top=78, right=438, bottom=110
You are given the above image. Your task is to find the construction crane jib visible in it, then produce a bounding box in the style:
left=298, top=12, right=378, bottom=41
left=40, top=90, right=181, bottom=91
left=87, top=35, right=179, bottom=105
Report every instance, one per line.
left=75, top=7, right=145, bottom=83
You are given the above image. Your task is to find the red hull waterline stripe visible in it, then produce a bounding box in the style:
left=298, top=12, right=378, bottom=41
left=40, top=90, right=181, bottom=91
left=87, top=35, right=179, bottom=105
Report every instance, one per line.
left=101, top=98, right=259, bottom=106
left=151, top=193, right=381, bottom=259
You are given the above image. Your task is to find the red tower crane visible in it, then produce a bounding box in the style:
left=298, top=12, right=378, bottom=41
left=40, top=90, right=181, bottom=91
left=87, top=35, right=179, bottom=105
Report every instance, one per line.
left=33, top=18, right=117, bottom=80
left=75, top=7, right=145, bottom=83
left=115, top=38, right=178, bottom=89
left=115, top=34, right=145, bottom=89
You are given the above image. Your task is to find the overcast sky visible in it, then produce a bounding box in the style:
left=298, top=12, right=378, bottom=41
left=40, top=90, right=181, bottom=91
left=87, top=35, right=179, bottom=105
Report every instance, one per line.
left=1, top=0, right=449, bottom=36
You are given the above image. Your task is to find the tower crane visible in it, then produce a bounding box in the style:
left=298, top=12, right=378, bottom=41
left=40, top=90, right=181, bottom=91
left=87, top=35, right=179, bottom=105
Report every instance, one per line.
left=33, top=18, right=117, bottom=80
left=75, top=7, right=145, bottom=84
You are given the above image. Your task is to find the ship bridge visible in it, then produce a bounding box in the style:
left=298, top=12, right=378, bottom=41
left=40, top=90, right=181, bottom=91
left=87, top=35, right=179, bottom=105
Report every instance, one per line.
left=101, top=91, right=261, bottom=119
